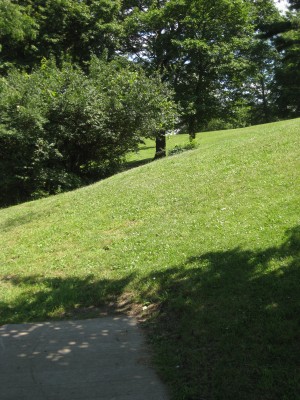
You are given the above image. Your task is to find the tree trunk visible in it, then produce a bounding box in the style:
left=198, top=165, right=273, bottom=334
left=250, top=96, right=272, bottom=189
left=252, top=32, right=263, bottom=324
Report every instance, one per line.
left=260, top=76, right=270, bottom=123
left=188, top=116, right=197, bottom=140
left=154, top=130, right=166, bottom=159
left=189, top=130, right=196, bottom=141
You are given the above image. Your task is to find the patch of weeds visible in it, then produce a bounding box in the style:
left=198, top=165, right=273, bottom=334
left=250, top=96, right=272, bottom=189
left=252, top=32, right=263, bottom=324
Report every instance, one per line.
left=168, top=140, right=198, bottom=156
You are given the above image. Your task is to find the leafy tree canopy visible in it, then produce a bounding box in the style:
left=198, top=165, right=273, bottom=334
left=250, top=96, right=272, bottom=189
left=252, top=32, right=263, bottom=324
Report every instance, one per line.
left=120, top=0, right=283, bottom=133
left=0, top=0, right=122, bottom=71
left=0, top=57, right=176, bottom=207
left=259, top=0, right=300, bottom=117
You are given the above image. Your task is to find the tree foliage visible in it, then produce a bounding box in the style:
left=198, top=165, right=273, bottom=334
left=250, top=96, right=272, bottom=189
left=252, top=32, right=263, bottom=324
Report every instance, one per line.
left=0, top=0, right=37, bottom=72
left=0, top=58, right=176, bottom=206
left=260, top=0, right=300, bottom=118
left=0, top=0, right=298, bottom=206
left=120, top=0, right=284, bottom=134
left=0, top=0, right=122, bottom=70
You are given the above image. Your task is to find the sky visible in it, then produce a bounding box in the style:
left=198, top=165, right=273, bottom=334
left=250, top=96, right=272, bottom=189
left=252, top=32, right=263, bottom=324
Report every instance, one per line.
left=275, top=0, right=289, bottom=13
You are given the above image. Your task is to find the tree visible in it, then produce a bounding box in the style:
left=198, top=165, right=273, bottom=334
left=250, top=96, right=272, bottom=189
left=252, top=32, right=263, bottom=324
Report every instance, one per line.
left=231, top=1, right=282, bottom=125
left=121, top=0, right=282, bottom=139
left=275, top=2, right=300, bottom=117
left=0, top=57, right=176, bottom=207
left=244, top=40, right=279, bottom=124
left=289, top=0, right=300, bottom=10
left=0, top=0, right=37, bottom=73
left=260, top=0, right=300, bottom=118
left=0, top=0, right=122, bottom=71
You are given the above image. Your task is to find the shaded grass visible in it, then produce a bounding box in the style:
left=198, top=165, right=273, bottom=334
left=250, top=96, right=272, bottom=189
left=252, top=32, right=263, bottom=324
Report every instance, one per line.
left=1, top=227, right=299, bottom=399
left=125, top=133, right=192, bottom=167
left=144, top=226, right=300, bottom=400
left=0, top=118, right=300, bottom=399
left=0, top=274, right=134, bottom=323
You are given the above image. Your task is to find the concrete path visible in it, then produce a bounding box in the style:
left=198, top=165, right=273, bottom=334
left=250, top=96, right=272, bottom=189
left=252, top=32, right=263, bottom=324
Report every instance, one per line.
left=0, top=317, right=169, bottom=400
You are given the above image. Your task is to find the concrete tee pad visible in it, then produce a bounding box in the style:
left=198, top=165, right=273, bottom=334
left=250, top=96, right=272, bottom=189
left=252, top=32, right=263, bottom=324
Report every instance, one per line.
left=0, top=317, right=169, bottom=400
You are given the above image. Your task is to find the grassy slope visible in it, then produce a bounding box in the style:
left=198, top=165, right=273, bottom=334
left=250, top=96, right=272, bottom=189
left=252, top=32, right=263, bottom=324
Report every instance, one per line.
left=1, top=119, right=300, bottom=399
left=124, top=133, right=193, bottom=170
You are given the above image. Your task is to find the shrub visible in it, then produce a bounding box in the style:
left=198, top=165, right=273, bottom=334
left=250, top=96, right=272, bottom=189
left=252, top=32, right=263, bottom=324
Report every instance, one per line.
left=168, top=140, right=198, bottom=156
left=0, top=58, right=176, bottom=207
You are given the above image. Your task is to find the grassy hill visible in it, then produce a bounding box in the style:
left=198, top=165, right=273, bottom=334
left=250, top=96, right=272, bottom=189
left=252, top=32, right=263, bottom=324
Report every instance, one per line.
left=1, top=119, right=299, bottom=399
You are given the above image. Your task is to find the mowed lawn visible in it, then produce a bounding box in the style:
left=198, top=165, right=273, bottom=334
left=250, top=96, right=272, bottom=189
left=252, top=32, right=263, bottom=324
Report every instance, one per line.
left=1, top=119, right=299, bottom=399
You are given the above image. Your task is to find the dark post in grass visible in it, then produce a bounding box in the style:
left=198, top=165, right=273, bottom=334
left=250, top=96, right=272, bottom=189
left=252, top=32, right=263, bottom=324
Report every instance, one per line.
left=154, top=130, right=166, bottom=159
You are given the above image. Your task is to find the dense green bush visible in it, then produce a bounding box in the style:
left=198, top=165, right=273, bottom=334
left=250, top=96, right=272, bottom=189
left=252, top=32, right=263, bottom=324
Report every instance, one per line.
left=0, top=58, right=176, bottom=207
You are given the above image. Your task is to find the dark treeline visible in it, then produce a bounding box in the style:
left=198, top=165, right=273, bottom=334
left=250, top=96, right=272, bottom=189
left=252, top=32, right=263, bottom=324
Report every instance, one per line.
left=0, top=0, right=299, bottom=206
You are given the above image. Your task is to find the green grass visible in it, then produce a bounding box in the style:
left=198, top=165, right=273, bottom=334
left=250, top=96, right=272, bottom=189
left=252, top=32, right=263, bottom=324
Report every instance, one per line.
left=1, top=119, right=300, bottom=399
left=124, top=133, right=194, bottom=168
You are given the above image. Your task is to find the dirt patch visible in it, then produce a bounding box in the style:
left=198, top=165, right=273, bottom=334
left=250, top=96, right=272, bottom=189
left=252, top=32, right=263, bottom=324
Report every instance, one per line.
left=61, top=292, right=161, bottom=324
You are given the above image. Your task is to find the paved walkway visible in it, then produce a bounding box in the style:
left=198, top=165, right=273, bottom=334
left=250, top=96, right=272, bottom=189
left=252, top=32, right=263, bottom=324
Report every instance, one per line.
left=0, top=317, right=169, bottom=400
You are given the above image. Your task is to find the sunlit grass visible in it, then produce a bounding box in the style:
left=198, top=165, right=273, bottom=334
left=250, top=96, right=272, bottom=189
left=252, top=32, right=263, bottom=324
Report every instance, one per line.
left=1, top=118, right=299, bottom=399
left=124, top=133, right=193, bottom=168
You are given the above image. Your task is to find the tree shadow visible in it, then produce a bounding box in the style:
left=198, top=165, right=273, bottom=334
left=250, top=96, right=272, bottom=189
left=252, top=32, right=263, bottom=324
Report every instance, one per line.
left=0, top=210, right=47, bottom=232
left=140, top=226, right=300, bottom=400
left=138, top=146, right=156, bottom=151
left=122, top=157, right=154, bottom=171
left=0, top=274, right=135, bottom=324
left=1, top=226, right=299, bottom=399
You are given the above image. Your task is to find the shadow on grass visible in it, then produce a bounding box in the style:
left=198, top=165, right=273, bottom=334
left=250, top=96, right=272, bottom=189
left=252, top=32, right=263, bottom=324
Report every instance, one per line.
left=122, top=157, right=154, bottom=171
left=1, top=226, right=299, bottom=399
left=138, top=145, right=156, bottom=151
left=0, top=274, right=134, bottom=324
left=0, top=210, right=47, bottom=232
left=140, top=226, right=300, bottom=400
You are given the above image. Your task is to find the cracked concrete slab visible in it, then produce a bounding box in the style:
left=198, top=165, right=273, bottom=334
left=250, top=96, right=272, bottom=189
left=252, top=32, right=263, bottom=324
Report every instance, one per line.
left=0, top=317, right=169, bottom=400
